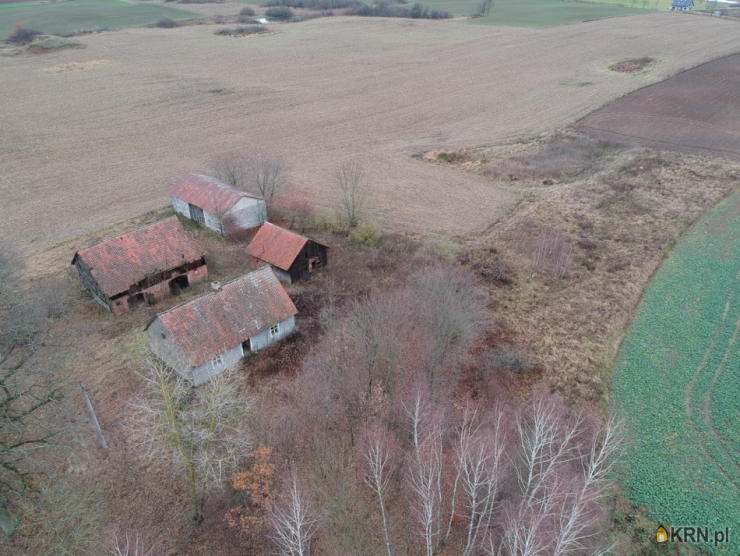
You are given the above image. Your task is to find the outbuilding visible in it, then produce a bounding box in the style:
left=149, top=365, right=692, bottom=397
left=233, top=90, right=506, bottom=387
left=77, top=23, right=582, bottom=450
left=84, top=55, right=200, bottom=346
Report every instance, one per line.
left=72, top=217, right=207, bottom=315
left=670, top=0, right=693, bottom=11
left=146, top=266, right=298, bottom=385
left=246, top=223, right=328, bottom=284
left=170, top=173, right=267, bottom=240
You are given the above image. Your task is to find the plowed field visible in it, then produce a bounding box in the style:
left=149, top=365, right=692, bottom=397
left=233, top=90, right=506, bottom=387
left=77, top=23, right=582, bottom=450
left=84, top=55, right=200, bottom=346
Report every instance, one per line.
left=579, top=53, right=740, bottom=159
left=2, top=14, right=740, bottom=252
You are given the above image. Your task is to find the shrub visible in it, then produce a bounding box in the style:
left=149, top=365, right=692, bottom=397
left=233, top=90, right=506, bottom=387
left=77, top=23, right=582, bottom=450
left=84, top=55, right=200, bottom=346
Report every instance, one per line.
left=237, top=15, right=259, bottom=23
left=261, top=0, right=359, bottom=8
left=346, top=2, right=450, bottom=18
left=314, top=212, right=347, bottom=233
left=488, top=347, right=535, bottom=373
left=155, top=17, right=179, bottom=28
left=265, top=6, right=293, bottom=18
left=8, top=24, right=44, bottom=44
left=240, top=6, right=256, bottom=15
left=473, top=259, right=513, bottom=285
left=215, top=25, right=267, bottom=36
left=350, top=223, right=381, bottom=247
left=484, top=134, right=626, bottom=182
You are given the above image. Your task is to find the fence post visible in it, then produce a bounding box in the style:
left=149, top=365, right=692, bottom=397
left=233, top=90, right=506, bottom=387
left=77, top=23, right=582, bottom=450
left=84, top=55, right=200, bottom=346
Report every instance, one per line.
left=80, top=381, right=107, bottom=449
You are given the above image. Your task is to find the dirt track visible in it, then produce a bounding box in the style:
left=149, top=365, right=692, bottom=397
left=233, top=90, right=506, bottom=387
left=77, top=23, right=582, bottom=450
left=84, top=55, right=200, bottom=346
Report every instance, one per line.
left=579, top=53, right=740, bottom=159
left=2, top=14, right=740, bottom=253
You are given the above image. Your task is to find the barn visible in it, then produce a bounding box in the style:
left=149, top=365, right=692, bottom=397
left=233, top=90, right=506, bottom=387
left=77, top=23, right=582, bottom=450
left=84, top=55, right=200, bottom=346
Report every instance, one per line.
left=72, top=217, right=208, bottom=315
left=170, top=173, right=267, bottom=239
left=246, top=223, right=328, bottom=284
left=146, top=266, right=298, bottom=385
left=670, top=0, right=693, bottom=11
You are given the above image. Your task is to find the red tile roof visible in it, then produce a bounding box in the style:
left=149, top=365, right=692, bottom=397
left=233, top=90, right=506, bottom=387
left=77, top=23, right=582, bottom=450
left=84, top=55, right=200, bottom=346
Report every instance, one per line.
left=154, top=267, right=297, bottom=368
left=72, top=217, right=206, bottom=297
left=246, top=223, right=314, bottom=271
left=170, top=174, right=263, bottom=214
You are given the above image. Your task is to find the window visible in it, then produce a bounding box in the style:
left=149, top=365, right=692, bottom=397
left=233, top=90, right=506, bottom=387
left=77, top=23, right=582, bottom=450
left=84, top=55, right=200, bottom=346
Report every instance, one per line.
left=270, top=324, right=280, bottom=337
left=211, top=354, right=224, bottom=369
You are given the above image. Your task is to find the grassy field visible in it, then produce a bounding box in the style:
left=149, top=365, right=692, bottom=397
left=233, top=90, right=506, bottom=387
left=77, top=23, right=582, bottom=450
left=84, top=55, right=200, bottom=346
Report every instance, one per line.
left=613, top=190, right=740, bottom=553
left=0, top=0, right=199, bottom=37
left=418, top=0, right=651, bottom=25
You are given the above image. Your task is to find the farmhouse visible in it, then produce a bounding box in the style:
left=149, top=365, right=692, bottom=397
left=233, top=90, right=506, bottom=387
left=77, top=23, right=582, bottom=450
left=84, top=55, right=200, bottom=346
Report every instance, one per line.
left=170, top=173, right=267, bottom=239
left=246, top=223, right=328, bottom=284
left=670, top=0, right=693, bottom=11
left=71, top=217, right=207, bottom=315
left=146, top=266, right=298, bottom=385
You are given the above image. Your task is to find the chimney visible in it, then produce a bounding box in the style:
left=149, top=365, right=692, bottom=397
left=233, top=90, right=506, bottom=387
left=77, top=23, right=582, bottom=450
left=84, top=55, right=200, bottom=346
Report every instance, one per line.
left=211, top=281, right=221, bottom=292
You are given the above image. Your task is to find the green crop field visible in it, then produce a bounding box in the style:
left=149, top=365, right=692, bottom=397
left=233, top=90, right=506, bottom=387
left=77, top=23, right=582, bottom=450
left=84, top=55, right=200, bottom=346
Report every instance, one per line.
left=613, top=190, right=740, bottom=553
left=419, top=0, right=651, bottom=26
left=0, top=0, right=199, bottom=38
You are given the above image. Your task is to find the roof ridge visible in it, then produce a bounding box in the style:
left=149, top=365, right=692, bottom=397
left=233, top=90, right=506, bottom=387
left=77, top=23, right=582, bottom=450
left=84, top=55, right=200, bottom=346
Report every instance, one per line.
left=156, top=266, right=275, bottom=317
left=76, top=216, right=179, bottom=253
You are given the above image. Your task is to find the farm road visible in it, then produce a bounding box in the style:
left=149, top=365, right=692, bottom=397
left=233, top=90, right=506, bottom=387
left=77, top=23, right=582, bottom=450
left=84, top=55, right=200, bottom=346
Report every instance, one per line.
left=2, top=14, right=740, bottom=253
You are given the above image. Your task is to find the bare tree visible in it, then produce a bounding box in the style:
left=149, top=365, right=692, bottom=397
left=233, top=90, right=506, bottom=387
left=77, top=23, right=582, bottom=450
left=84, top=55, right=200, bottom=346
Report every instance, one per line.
left=477, top=0, right=493, bottom=16
left=334, top=160, right=370, bottom=227
left=404, top=385, right=445, bottom=556
left=270, top=469, right=322, bottom=556
left=210, top=151, right=248, bottom=189
left=362, top=426, right=397, bottom=556
left=111, top=534, right=154, bottom=556
left=247, top=150, right=288, bottom=210
left=0, top=275, right=69, bottom=534
left=131, top=357, right=252, bottom=525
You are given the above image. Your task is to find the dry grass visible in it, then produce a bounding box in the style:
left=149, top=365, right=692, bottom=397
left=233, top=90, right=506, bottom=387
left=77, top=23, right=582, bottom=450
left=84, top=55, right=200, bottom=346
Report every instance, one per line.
left=461, top=137, right=740, bottom=402
left=3, top=14, right=740, bottom=253
left=45, top=59, right=108, bottom=73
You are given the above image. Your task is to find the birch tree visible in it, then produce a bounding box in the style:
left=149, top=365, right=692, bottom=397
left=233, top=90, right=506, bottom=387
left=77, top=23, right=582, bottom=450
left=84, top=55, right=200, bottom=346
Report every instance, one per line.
left=131, top=358, right=252, bottom=525
left=270, top=469, right=321, bottom=556
left=362, top=426, right=397, bottom=556
left=334, top=160, right=370, bottom=227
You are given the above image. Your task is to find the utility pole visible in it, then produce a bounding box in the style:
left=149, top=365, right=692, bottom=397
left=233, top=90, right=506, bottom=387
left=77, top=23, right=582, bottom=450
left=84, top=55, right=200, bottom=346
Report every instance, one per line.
left=80, top=381, right=107, bottom=449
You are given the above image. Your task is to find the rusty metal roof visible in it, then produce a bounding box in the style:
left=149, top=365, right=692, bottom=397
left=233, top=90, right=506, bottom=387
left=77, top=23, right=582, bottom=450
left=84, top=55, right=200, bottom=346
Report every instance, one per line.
left=153, top=267, right=297, bottom=368
left=170, top=174, right=263, bottom=214
left=246, top=223, right=317, bottom=271
left=72, top=217, right=206, bottom=297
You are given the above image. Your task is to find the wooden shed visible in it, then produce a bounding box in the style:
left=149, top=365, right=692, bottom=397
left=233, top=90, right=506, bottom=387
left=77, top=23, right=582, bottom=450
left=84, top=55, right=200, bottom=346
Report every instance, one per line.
left=170, top=174, right=267, bottom=240
left=246, top=223, right=328, bottom=284
left=146, top=267, right=298, bottom=385
left=71, top=217, right=208, bottom=315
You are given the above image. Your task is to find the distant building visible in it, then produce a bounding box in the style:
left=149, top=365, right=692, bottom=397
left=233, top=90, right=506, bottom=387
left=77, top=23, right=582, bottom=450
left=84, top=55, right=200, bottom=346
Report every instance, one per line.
left=146, top=267, right=298, bottom=385
left=670, top=0, right=693, bottom=11
left=246, top=223, right=328, bottom=284
left=72, top=217, right=207, bottom=315
left=170, top=174, right=267, bottom=239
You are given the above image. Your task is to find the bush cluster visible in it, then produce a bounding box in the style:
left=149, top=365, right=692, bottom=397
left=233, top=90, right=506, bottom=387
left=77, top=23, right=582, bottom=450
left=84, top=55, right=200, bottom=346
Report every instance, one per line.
left=347, top=2, right=451, bottom=18
left=265, top=6, right=294, bottom=18
left=261, top=0, right=359, bottom=9
left=215, top=25, right=267, bottom=36
left=155, top=17, right=179, bottom=28
left=8, top=24, right=44, bottom=44
left=240, top=6, right=257, bottom=15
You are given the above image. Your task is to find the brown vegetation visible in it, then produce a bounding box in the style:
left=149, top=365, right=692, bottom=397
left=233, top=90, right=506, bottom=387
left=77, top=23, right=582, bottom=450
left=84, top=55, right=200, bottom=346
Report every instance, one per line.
left=608, top=57, right=654, bottom=73
left=444, top=133, right=740, bottom=401
left=45, top=60, right=108, bottom=73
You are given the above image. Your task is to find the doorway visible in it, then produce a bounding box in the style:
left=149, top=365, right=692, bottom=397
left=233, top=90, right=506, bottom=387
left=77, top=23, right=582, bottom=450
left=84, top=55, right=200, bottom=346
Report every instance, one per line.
left=169, top=275, right=189, bottom=296
left=188, top=204, right=205, bottom=226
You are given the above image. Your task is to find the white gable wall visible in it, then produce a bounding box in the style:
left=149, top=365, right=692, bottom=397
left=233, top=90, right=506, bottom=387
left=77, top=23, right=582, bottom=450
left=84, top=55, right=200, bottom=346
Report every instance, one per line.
left=227, top=197, right=267, bottom=231
left=172, top=196, right=191, bottom=219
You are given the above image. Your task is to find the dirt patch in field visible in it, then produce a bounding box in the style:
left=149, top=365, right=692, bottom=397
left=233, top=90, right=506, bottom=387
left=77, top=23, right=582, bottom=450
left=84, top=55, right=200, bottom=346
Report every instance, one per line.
left=608, top=57, right=654, bottom=73
left=46, top=59, right=108, bottom=73
left=579, top=53, right=740, bottom=160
